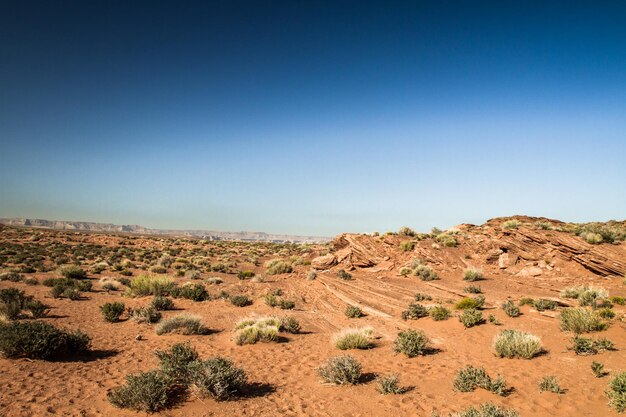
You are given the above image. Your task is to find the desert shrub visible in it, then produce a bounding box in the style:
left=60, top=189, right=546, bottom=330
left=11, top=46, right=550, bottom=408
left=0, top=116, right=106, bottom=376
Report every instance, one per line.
left=607, top=372, right=626, bottom=412
left=279, top=316, right=300, bottom=333
left=597, top=308, right=616, bottom=319
left=235, top=320, right=279, bottom=345
left=0, top=321, right=90, bottom=359
left=561, top=286, right=609, bottom=308
left=464, top=267, right=483, bottom=281
left=377, top=374, right=405, bottom=394
left=569, top=336, right=615, bottom=355
left=345, top=305, right=363, bottom=318
left=393, top=329, right=431, bottom=357
left=205, top=277, right=223, bottom=285
left=415, top=293, right=432, bottom=301
left=459, top=308, right=484, bottom=328
left=24, top=278, right=38, bottom=285
left=429, top=305, right=451, bottom=321
left=100, top=302, right=125, bottom=323
left=591, top=361, right=606, bottom=378
left=0, top=288, right=30, bottom=320
left=108, top=370, right=175, bottom=412
left=306, top=270, right=317, bottom=280
left=151, top=296, right=175, bottom=311
left=400, top=241, right=415, bottom=251
left=519, top=297, right=535, bottom=306
left=502, top=220, right=521, bottom=229
left=451, top=403, right=519, bottom=417
left=150, top=266, right=168, bottom=274
left=337, top=269, right=352, bottom=280
left=237, top=270, right=255, bottom=280
left=398, top=226, right=417, bottom=237
left=453, top=365, right=507, bottom=396
left=488, top=314, right=501, bottom=325
left=117, top=277, right=131, bottom=287
left=129, top=274, right=176, bottom=297
left=333, top=327, right=374, bottom=350
left=436, top=233, right=458, bottom=247
left=539, top=376, right=564, bottom=394
left=533, top=299, right=558, bottom=311
left=317, top=355, right=362, bottom=385
left=493, top=329, right=542, bottom=359
left=464, top=285, right=482, bottom=294
left=560, top=308, right=607, bottom=333
left=63, top=287, right=82, bottom=300
left=535, top=221, right=553, bottom=230
left=155, top=342, right=199, bottom=383
left=188, top=357, right=247, bottom=400
left=0, top=271, right=22, bottom=282
left=230, top=295, right=252, bottom=307
left=155, top=314, right=207, bottom=336
left=399, top=267, right=412, bottom=276
left=171, top=283, right=209, bottom=302
left=278, top=299, right=295, bottom=309
left=24, top=299, right=49, bottom=318
left=415, top=265, right=438, bottom=281
left=402, top=303, right=429, bottom=320
left=129, top=306, right=162, bottom=324
left=502, top=300, right=520, bottom=318
left=100, top=279, right=121, bottom=291
left=58, top=265, right=87, bottom=279
left=456, top=296, right=484, bottom=310
left=265, top=259, right=292, bottom=275
left=611, top=296, right=625, bottom=306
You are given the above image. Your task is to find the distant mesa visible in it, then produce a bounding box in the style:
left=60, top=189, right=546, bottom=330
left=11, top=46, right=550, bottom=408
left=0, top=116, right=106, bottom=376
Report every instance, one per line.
left=0, top=218, right=331, bottom=244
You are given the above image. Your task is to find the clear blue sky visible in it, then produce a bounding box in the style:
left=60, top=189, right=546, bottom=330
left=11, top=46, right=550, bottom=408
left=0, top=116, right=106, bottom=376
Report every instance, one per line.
left=1, top=1, right=625, bottom=236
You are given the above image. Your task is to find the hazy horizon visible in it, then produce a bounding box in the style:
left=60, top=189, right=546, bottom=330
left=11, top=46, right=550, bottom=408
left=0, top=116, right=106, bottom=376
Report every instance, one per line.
left=2, top=1, right=625, bottom=236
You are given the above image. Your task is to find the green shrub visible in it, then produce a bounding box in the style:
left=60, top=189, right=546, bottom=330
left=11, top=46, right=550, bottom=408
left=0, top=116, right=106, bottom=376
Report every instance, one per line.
left=0, top=271, right=22, bottom=282
left=502, top=300, right=520, bottom=317
left=237, top=270, right=255, bottom=280
left=129, top=274, right=176, bottom=296
left=451, top=403, right=519, bottom=417
left=234, top=317, right=281, bottom=345
left=415, top=293, right=433, bottom=301
left=415, top=265, right=438, bottom=281
left=100, top=302, right=125, bottom=323
left=171, top=283, right=209, bottom=301
left=24, top=299, right=49, bottom=318
left=265, top=259, right=292, bottom=275
left=155, top=314, right=207, bottom=335
left=533, top=299, right=558, bottom=311
left=279, top=316, right=300, bottom=333
left=502, top=220, right=521, bottom=229
left=560, top=308, right=607, bottom=333
left=591, top=361, right=606, bottom=378
left=488, top=314, right=501, bottom=325
left=333, top=327, right=374, bottom=350
left=58, top=265, right=87, bottom=279
left=393, top=329, right=431, bottom=357
left=569, top=336, right=615, bottom=355
left=402, top=303, right=429, bottom=320
left=337, top=269, right=352, bottom=280
left=400, top=241, right=415, bottom=251
left=317, top=355, right=362, bottom=385
left=345, top=305, right=363, bottom=318
left=62, top=287, right=82, bottom=300
left=188, top=357, right=247, bottom=400
left=463, top=267, right=483, bottom=281
left=459, top=308, right=484, bottom=328
left=151, top=296, right=175, bottom=311
left=464, top=285, right=482, bottom=294
left=376, top=374, right=406, bottom=394
left=108, top=370, right=175, bottom=412
left=155, top=342, right=199, bottom=383
left=453, top=365, right=507, bottom=396
left=561, top=286, right=609, bottom=308
left=493, top=329, right=542, bottom=359
left=519, top=297, right=535, bottom=306
left=611, top=296, right=625, bottom=306
left=455, top=296, right=484, bottom=310
left=597, top=308, right=616, bottom=319
left=129, top=306, right=162, bottom=324
left=0, top=321, right=90, bottom=359
left=230, top=295, right=252, bottom=307
left=0, top=288, right=29, bottom=320
left=539, top=375, right=564, bottom=393
left=435, top=233, right=458, bottom=247
left=429, top=305, right=451, bottom=321
left=278, top=299, right=295, bottom=309
left=398, top=226, right=417, bottom=237
left=150, top=266, right=168, bottom=274
left=607, top=372, right=626, bottom=412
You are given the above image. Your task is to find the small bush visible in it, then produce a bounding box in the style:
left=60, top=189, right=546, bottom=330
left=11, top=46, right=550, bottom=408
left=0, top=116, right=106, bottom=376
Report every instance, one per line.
left=150, top=266, right=168, bottom=274
left=188, top=357, right=247, bottom=400
left=415, top=265, right=438, bottom=281
left=237, top=270, right=255, bottom=280
left=493, top=329, right=542, bottom=359
left=205, top=277, right=223, bottom=285
left=569, top=336, right=615, bottom=355
left=455, top=296, right=484, bottom=310
left=0, top=271, right=22, bottom=282
left=333, top=327, right=374, bottom=350
left=464, top=285, right=482, bottom=294
left=345, top=305, right=363, bottom=318
left=401, top=303, right=429, bottom=320
left=597, top=308, right=616, bottom=319
left=100, top=302, right=125, bottom=323
left=519, top=297, right=535, bottom=306
left=591, top=361, right=606, bottom=377
left=502, top=220, right=521, bottom=229
left=265, top=259, right=292, bottom=275
left=58, top=265, right=87, bottom=279
left=279, top=316, right=300, bottom=333
left=317, top=355, right=362, bottom=385
left=155, top=314, right=207, bottom=336
left=393, top=329, right=431, bottom=357
left=398, top=226, right=416, bottom=237
left=533, top=299, right=558, bottom=311
left=377, top=374, right=406, bottom=394
left=130, top=274, right=176, bottom=296
left=459, top=308, right=484, bottom=328
left=62, top=287, right=82, bottom=300
left=611, top=296, right=625, bottom=306
left=235, top=317, right=280, bottom=345
left=453, top=365, right=507, bottom=396
left=429, top=305, right=451, bottom=321
left=452, top=403, right=519, bottom=417
left=24, top=299, right=49, bottom=318
left=561, top=286, right=609, bottom=308
left=129, top=306, right=162, bottom=324
left=415, top=293, right=432, bottom=301
left=502, top=300, right=520, bottom=318
left=463, top=267, right=483, bottom=282
left=337, top=269, right=352, bottom=280
left=151, top=296, right=175, bottom=311
left=539, top=375, right=564, bottom=394
left=607, top=372, right=626, bottom=412
left=0, top=321, right=90, bottom=359
left=171, top=283, right=209, bottom=302
left=155, top=342, right=199, bottom=383
left=400, top=241, right=415, bottom=251
left=0, top=288, right=30, bottom=320
left=560, top=308, right=607, bottom=333
left=230, top=295, right=252, bottom=307
left=108, top=370, right=175, bottom=412
left=306, top=270, right=317, bottom=280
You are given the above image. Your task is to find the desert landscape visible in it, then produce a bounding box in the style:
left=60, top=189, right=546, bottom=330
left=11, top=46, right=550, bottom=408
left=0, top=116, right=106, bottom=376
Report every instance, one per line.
left=0, top=216, right=624, bottom=417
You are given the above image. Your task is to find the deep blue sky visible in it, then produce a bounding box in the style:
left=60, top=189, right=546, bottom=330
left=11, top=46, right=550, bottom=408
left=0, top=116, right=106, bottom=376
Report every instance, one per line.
left=1, top=1, right=625, bottom=235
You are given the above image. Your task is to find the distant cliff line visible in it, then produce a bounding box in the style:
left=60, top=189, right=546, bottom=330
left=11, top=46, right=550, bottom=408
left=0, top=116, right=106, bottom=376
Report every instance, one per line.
left=0, top=218, right=331, bottom=244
